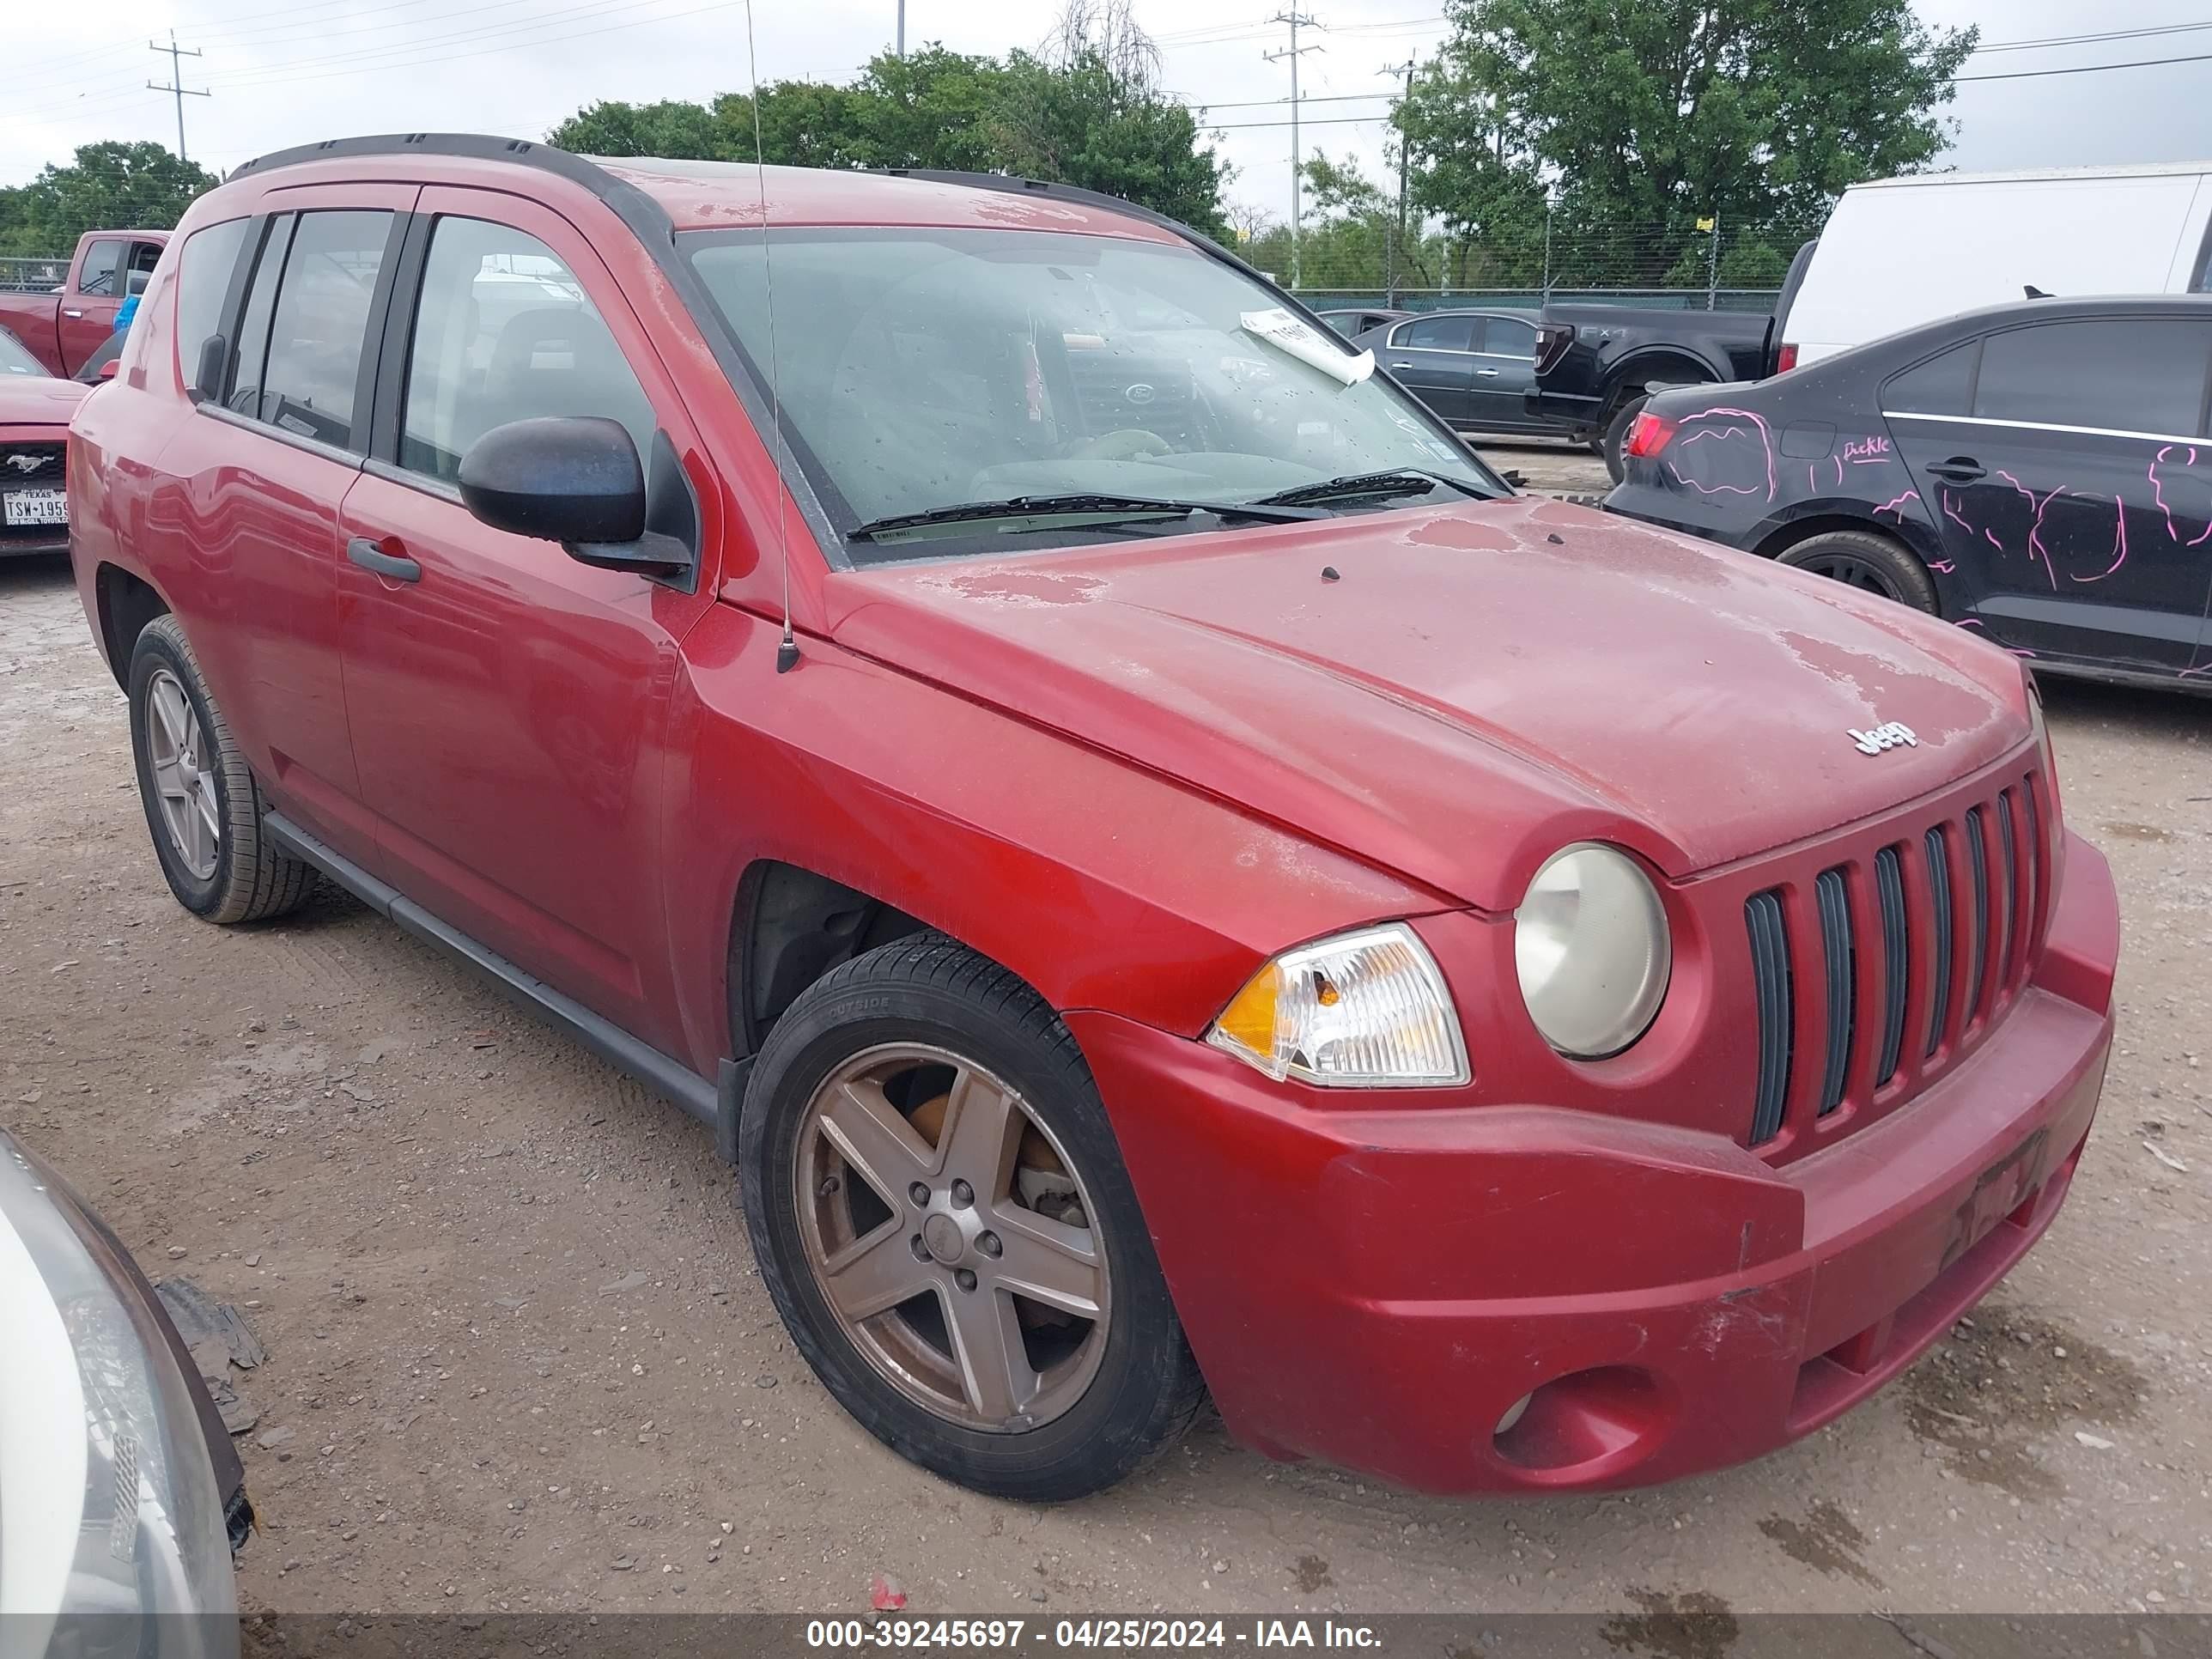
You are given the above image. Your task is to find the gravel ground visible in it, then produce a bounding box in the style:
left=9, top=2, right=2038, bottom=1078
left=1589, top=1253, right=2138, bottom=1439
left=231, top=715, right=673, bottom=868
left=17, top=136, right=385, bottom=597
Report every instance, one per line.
left=3, top=518, right=2209, bottom=1621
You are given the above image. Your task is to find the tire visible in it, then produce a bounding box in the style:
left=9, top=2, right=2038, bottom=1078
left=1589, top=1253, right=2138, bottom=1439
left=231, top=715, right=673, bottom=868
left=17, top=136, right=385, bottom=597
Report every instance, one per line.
left=1776, top=528, right=1941, bottom=614
left=739, top=934, right=1206, bottom=1501
left=1601, top=392, right=1650, bottom=484
left=127, top=615, right=315, bottom=924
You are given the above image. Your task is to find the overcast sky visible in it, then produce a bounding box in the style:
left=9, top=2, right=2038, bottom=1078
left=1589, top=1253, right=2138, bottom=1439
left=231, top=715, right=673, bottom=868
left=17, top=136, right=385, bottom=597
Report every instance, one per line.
left=9, top=0, right=2209, bottom=228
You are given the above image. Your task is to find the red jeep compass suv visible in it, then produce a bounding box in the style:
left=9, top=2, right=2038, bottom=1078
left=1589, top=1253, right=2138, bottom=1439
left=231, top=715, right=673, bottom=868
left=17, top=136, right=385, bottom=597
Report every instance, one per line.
left=67, top=135, right=2119, bottom=1502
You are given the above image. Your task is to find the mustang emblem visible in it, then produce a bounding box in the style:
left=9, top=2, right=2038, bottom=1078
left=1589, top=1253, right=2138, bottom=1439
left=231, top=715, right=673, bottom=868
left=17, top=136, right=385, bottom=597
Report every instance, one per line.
left=3, top=454, right=44, bottom=474
left=1849, top=720, right=1918, bottom=756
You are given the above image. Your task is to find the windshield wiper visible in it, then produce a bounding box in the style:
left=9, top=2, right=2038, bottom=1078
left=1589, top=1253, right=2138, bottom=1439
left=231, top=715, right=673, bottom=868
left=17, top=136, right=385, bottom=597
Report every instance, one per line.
left=846, top=492, right=1324, bottom=543
left=1251, top=468, right=1488, bottom=507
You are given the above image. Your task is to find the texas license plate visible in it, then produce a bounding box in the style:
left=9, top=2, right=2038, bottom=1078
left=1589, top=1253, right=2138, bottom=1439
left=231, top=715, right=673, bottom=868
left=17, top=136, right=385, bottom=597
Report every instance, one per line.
left=3, top=488, right=65, bottom=527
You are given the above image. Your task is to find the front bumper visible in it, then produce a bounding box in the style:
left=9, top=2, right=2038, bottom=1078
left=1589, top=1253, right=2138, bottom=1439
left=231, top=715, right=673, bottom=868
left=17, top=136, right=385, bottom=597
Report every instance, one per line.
left=1068, top=836, right=2118, bottom=1494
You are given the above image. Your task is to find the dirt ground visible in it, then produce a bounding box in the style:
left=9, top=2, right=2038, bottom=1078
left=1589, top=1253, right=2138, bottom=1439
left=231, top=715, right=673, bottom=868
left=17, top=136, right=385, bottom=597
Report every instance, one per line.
left=4, top=462, right=2209, bottom=1620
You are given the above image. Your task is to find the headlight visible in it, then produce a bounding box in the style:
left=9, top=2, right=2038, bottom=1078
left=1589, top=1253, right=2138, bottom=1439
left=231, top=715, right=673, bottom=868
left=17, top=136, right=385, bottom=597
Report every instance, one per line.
left=1515, top=842, right=1671, bottom=1058
left=0, top=1134, right=237, bottom=1656
left=1206, top=922, right=1470, bottom=1086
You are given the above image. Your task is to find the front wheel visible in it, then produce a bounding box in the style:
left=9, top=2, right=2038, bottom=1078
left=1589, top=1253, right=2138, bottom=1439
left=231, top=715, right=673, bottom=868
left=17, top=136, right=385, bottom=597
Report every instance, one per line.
left=738, top=936, right=1205, bottom=1501
left=1776, top=528, right=1941, bottom=614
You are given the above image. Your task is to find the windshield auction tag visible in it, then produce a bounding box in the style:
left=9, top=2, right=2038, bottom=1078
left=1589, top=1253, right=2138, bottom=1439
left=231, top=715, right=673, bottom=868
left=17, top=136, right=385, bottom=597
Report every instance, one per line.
left=1240, top=308, right=1375, bottom=387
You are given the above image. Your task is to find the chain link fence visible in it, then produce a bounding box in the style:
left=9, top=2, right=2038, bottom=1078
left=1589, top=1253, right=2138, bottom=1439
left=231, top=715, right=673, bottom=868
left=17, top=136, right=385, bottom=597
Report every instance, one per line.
left=0, top=255, right=70, bottom=293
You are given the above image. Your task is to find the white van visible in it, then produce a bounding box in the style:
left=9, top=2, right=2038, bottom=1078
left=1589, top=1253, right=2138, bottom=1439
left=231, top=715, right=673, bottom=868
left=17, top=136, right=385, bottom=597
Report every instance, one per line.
left=1784, top=161, right=2212, bottom=366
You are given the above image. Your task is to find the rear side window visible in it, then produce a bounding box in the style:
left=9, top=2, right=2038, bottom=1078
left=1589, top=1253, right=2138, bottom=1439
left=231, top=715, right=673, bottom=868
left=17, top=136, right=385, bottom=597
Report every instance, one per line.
left=232, top=210, right=394, bottom=451
left=398, top=216, right=655, bottom=483
left=1973, top=319, right=2212, bottom=435
left=1401, top=315, right=1474, bottom=351
left=1477, top=316, right=1538, bottom=357
left=1884, top=341, right=1978, bottom=416
left=175, top=219, right=251, bottom=394
left=77, top=240, right=125, bottom=297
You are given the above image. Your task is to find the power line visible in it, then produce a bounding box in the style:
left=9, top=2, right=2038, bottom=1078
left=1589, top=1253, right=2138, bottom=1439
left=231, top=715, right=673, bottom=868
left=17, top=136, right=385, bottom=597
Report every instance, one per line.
left=1954, top=47, right=2212, bottom=82
left=1974, top=19, right=2212, bottom=53
left=146, top=33, right=210, bottom=163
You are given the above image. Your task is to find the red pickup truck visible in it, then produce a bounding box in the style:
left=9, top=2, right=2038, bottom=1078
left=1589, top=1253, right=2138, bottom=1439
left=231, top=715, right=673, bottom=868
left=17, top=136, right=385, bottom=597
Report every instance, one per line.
left=68, top=136, right=2118, bottom=1503
left=0, top=230, right=170, bottom=377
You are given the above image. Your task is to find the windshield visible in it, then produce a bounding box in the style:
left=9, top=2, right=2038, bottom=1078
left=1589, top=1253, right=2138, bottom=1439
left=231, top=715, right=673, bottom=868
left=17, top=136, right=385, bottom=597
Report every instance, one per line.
left=682, top=227, right=1500, bottom=561
left=0, top=328, right=46, bottom=378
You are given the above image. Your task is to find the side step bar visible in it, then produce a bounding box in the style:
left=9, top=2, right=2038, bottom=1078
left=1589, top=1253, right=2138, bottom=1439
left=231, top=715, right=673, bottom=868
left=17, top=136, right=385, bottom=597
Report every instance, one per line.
left=264, top=813, right=744, bottom=1158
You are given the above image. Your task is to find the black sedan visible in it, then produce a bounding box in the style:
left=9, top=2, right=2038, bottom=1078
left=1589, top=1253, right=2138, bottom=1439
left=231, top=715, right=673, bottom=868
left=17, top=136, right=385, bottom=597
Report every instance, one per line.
left=1604, top=295, right=2212, bottom=690
left=1352, top=308, right=1561, bottom=438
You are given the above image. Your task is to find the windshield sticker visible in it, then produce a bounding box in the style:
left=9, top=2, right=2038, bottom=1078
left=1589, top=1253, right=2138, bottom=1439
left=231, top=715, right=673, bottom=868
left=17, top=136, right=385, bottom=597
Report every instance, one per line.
left=1240, top=307, right=1375, bottom=386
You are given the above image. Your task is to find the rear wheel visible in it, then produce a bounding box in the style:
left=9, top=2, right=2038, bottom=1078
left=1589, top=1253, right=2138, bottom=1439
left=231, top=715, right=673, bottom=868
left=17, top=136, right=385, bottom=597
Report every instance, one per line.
left=1776, top=528, right=1940, bottom=614
left=739, top=935, right=1205, bottom=1501
left=1601, top=392, right=1651, bottom=483
left=127, top=616, right=315, bottom=923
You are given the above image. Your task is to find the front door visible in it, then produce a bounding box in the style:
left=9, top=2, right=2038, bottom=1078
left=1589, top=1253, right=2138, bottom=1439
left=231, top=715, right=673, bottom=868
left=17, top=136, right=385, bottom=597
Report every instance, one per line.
left=58, top=238, right=128, bottom=374
left=1887, top=314, right=2212, bottom=674
left=335, top=188, right=721, bottom=1051
left=1381, top=313, right=1476, bottom=425
left=1468, top=313, right=1540, bottom=431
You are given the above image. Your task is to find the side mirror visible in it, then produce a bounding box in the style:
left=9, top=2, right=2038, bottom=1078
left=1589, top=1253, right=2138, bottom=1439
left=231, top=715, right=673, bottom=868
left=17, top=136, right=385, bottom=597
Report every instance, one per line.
left=98, top=358, right=120, bottom=381
left=457, top=416, right=693, bottom=579
left=191, top=334, right=227, bottom=402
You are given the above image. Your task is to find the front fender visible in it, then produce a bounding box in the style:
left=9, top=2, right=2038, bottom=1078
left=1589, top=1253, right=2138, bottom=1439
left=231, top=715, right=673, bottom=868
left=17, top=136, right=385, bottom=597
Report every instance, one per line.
left=658, top=601, right=1438, bottom=1075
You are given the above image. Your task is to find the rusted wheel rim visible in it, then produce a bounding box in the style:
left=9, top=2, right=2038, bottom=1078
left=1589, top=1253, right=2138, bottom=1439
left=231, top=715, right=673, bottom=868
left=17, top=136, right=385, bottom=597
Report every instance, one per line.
left=793, top=1042, right=1111, bottom=1432
left=145, top=667, right=220, bottom=880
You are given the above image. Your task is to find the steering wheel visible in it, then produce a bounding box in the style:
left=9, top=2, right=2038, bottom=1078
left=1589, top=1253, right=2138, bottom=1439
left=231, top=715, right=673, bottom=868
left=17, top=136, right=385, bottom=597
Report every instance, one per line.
left=1070, top=428, right=1174, bottom=462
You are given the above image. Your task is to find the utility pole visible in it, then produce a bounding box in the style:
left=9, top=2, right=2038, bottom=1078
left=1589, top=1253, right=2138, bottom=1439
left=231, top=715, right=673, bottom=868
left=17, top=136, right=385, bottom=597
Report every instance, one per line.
left=147, top=33, right=209, bottom=163
left=896, top=0, right=905, bottom=57
left=1705, top=212, right=1720, bottom=311
left=1380, top=58, right=1413, bottom=307
left=1263, top=12, right=1322, bottom=290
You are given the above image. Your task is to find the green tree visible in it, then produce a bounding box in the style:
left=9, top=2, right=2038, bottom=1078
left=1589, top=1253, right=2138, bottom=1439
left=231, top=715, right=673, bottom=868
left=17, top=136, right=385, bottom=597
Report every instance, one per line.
left=546, top=39, right=1228, bottom=236
left=0, top=142, right=216, bottom=256
left=1400, top=0, right=1974, bottom=287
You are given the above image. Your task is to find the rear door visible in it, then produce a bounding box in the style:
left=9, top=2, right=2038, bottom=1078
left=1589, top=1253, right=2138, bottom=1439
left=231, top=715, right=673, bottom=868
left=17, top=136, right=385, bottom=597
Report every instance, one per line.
left=1887, top=314, right=2212, bottom=674
left=149, top=190, right=416, bottom=867
left=1380, top=313, right=1475, bottom=424
left=1468, top=313, right=1539, bottom=430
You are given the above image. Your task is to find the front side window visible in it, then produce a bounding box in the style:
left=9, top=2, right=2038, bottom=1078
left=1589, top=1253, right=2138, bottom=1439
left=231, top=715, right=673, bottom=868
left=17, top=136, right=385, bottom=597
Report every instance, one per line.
left=685, top=227, right=1493, bottom=560
left=229, top=210, right=392, bottom=449
left=174, top=218, right=251, bottom=393
left=399, top=217, right=655, bottom=483
left=1973, top=319, right=2211, bottom=436
left=77, top=240, right=125, bottom=298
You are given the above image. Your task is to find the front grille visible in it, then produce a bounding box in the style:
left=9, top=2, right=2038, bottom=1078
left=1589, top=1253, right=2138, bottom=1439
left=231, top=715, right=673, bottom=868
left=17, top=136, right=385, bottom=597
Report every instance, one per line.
left=0, top=442, right=66, bottom=544
left=0, top=442, right=64, bottom=486
left=1742, top=763, right=2049, bottom=1150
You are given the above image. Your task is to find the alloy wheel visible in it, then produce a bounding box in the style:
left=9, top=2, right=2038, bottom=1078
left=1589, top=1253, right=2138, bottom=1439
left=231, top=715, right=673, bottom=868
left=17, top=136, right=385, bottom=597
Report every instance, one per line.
left=1797, top=552, right=1905, bottom=602
left=793, top=1042, right=1111, bottom=1432
left=145, top=667, right=221, bottom=881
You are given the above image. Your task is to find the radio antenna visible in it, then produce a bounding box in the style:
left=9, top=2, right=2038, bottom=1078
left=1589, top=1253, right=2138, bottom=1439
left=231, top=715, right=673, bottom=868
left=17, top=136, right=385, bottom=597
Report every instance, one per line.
left=744, top=0, right=799, bottom=673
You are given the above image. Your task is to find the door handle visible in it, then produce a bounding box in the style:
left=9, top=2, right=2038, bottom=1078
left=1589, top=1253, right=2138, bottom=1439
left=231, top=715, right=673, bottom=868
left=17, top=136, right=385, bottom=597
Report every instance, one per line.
left=1475, top=368, right=1501, bottom=378
left=62, top=308, right=83, bottom=319
left=1927, top=458, right=1985, bottom=484
left=1390, top=360, right=1414, bottom=369
left=348, top=536, right=421, bottom=583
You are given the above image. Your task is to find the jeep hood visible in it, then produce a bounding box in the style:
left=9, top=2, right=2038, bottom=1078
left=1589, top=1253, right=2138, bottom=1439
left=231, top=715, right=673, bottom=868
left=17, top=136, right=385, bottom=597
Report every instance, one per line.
left=828, top=496, right=2031, bottom=910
